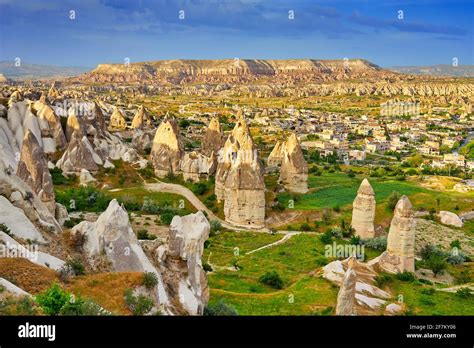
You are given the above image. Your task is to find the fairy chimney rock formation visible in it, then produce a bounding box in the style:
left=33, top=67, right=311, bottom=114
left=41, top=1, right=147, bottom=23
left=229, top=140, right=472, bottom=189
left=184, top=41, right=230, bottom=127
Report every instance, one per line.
left=109, top=107, right=127, bottom=130
left=131, top=105, right=152, bottom=129
left=16, top=130, right=56, bottom=214
left=335, top=267, right=357, bottom=315
left=267, top=141, right=284, bottom=167
left=351, top=179, right=376, bottom=239
left=216, top=117, right=265, bottom=228
left=151, top=117, right=184, bottom=177
left=201, top=117, right=223, bottom=157
left=278, top=134, right=308, bottom=194
left=378, top=196, right=415, bottom=273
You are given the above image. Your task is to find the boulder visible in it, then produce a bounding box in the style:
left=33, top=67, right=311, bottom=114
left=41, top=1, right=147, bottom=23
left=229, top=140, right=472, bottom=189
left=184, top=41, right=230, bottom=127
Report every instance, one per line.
left=79, top=169, right=97, bottom=186
left=351, top=179, right=376, bottom=239
left=439, top=211, right=463, bottom=228
left=150, top=117, right=184, bottom=177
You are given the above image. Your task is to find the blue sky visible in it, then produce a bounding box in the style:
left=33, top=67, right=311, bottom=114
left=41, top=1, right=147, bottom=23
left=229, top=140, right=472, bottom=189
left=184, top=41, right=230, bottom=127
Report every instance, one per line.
left=0, top=0, right=472, bottom=67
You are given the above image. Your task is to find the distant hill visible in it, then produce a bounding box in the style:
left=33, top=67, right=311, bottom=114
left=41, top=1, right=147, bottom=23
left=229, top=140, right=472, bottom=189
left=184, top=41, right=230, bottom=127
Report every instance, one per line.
left=0, top=61, right=91, bottom=80
left=389, top=65, right=474, bottom=77
left=72, top=58, right=396, bottom=84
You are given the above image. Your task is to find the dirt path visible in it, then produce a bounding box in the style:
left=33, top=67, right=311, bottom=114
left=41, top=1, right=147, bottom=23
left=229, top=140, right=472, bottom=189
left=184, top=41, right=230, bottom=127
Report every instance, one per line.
left=145, top=181, right=270, bottom=232
left=245, top=232, right=301, bottom=255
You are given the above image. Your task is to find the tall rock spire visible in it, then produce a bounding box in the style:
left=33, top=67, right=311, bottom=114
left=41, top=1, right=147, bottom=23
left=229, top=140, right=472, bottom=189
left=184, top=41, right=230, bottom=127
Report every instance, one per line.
left=351, top=178, right=376, bottom=238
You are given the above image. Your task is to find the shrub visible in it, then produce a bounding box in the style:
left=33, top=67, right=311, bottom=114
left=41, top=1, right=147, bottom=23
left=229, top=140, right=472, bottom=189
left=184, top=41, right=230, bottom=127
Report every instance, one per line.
left=361, top=236, right=387, bottom=251
left=454, top=269, right=472, bottom=284
left=137, top=229, right=156, bottom=240
left=192, top=182, right=208, bottom=196
left=386, top=191, right=401, bottom=211
left=124, top=289, right=154, bottom=315
left=455, top=287, right=472, bottom=299
left=65, top=257, right=85, bottom=276
left=210, top=220, right=221, bottom=235
left=349, top=235, right=361, bottom=245
left=420, top=244, right=442, bottom=261
left=142, top=272, right=158, bottom=290
left=374, top=273, right=392, bottom=288
left=300, top=223, right=312, bottom=231
left=160, top=212, right=175, bottom=225
left=259, top=271, right=283, bottom=289
left=203, top=263, right=213, bottom=273
left=395, top=271, right=416, bottom=282
left=0, top=223, right=12, bottom=236
left=35, top=282, right=70, bottom=315
left=59, top=297, right=105, bottom=316
left=447, top=252, right=466, bottom=265
left=426, top=254, right=448, bottom=277
left=450, top=240, right=461, bottom=249
left=421, top=288, right=436, bottom=295
left=319, top=230, right=333, bottom=244
left=203, top=300, right=238, bottom=316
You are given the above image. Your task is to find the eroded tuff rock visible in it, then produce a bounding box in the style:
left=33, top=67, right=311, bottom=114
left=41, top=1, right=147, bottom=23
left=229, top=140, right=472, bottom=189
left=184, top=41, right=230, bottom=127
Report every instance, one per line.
left=132, top=129, right=154, bottom=153
left=335, top=267, right=357, bottom=316
left=217, top=116, right=265, bottom=228
left=72, top=199, right=170, bottom=309
left=16, top=130, right=56, bottom=215
left=0, top=158, right=62, bottom=237
left=377, top=196, right=415, bottom=273
left=439, top=211, right=463, bottom=228
left=164, top=211, right=210, bottom=315
left=131, top=105, right=152, bottom=129
left=351, top=179, right=376, bottom=239
left=267, top=141, right=284, bottom=167
left=31, top=99, right=67, bottom=151
left=201, top=117, right=223, bottom=157
left=56, top=131, right=101, bottom=173
left=151, top=117, right=184, bottom=177
left=109, top=106, right=127, bottom=130
left=278, top=133, right=308, bottom=194
left=181, top=151, right=216, bottom=182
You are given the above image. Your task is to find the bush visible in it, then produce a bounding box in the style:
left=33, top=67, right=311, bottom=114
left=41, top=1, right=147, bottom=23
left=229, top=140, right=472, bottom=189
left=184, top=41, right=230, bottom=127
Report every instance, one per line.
left=421, top=288, right=436, bottom=295
left=55, top=186, right=111, bottom=212
left=142, top=272, right=158, bottom=290
left=455, top=287, right=472, bottom=299
left=420, top=244, right=443, bottom=261
left=203, top=263, right=213, bottom=273
left=349, top=235, right=360, bottom=245
left=124, top=289, right=154, bottom=315
left=65, top=257, right=85, bottom=276
left=374, top=273, right=392, bottom=288
left=259, top=271, right=284, bottom=289
left=59, top=297, right=105, bottom=316
left=395, top=271, right=416, bottom=282
left=300, top=223, right=312, bottom=231
left=203, top=300, right=238, bottom=316
left=0, top=223, right=12, bottom=236
left=426, top=254, right=448, bottom=277
left=35, top=282, right=71, bottom=315
left=447, top=252, right=466, bottom=265
left=361, top=236, right=387, bottom=251
left=454, top=269, right=472, bottom=284
left=192, top=182, right=208, bottom=196
left=160, top=212, right=175, bottom=225
left=137, top=229, right=156, bottom=240
left=50, top=167, right=75, bottom=185
left=450, top=240, right=461, bottom=249
left=319, top=230, right=333, bottom=244
left=386, top=191, right=401, bottom=211
left=210, top=220, right=221, bottom=235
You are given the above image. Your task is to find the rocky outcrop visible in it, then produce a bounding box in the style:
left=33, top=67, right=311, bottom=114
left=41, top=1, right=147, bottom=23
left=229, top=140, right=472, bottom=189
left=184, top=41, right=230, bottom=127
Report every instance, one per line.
left=132, top=129, right=154, bottom=153
left=56, top=131, right=101, bottom=173
left=31, top=99, right=67, bottom=151
left=351, top=179, right=376, bottom=239
left=278, top=134, right=308, bottom=194
left=439, top=211, right=463, bottom=228
left=181, top=151, right=216, bottom=182
left=201, top=117, right=223, bottom=157
left=267, top=141, right=284, bottom=167
left=165, top=211, right=210, bottom=315
left=109, top=107, right=127, bottom=130
left=150, top=117, right=184, bottom=177
left=217, top=116, right=265, bottom=228
left=0, top=158, right=61, bottom=235
left=72, top=199, right=170, bottom=309
left=335, top=267, right=357, bottom=316
left=16, top=130, right=56, bottom=214
left=131, top=105, right=152, bottom=129
left=377, top=196, right=415, bottom=273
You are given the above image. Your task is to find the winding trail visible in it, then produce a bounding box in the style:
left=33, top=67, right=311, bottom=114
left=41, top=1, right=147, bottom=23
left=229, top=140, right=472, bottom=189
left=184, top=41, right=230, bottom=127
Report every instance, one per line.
left=144, top=181, right=270, bottom=232
left=245, top=232, right=301, bottom=255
